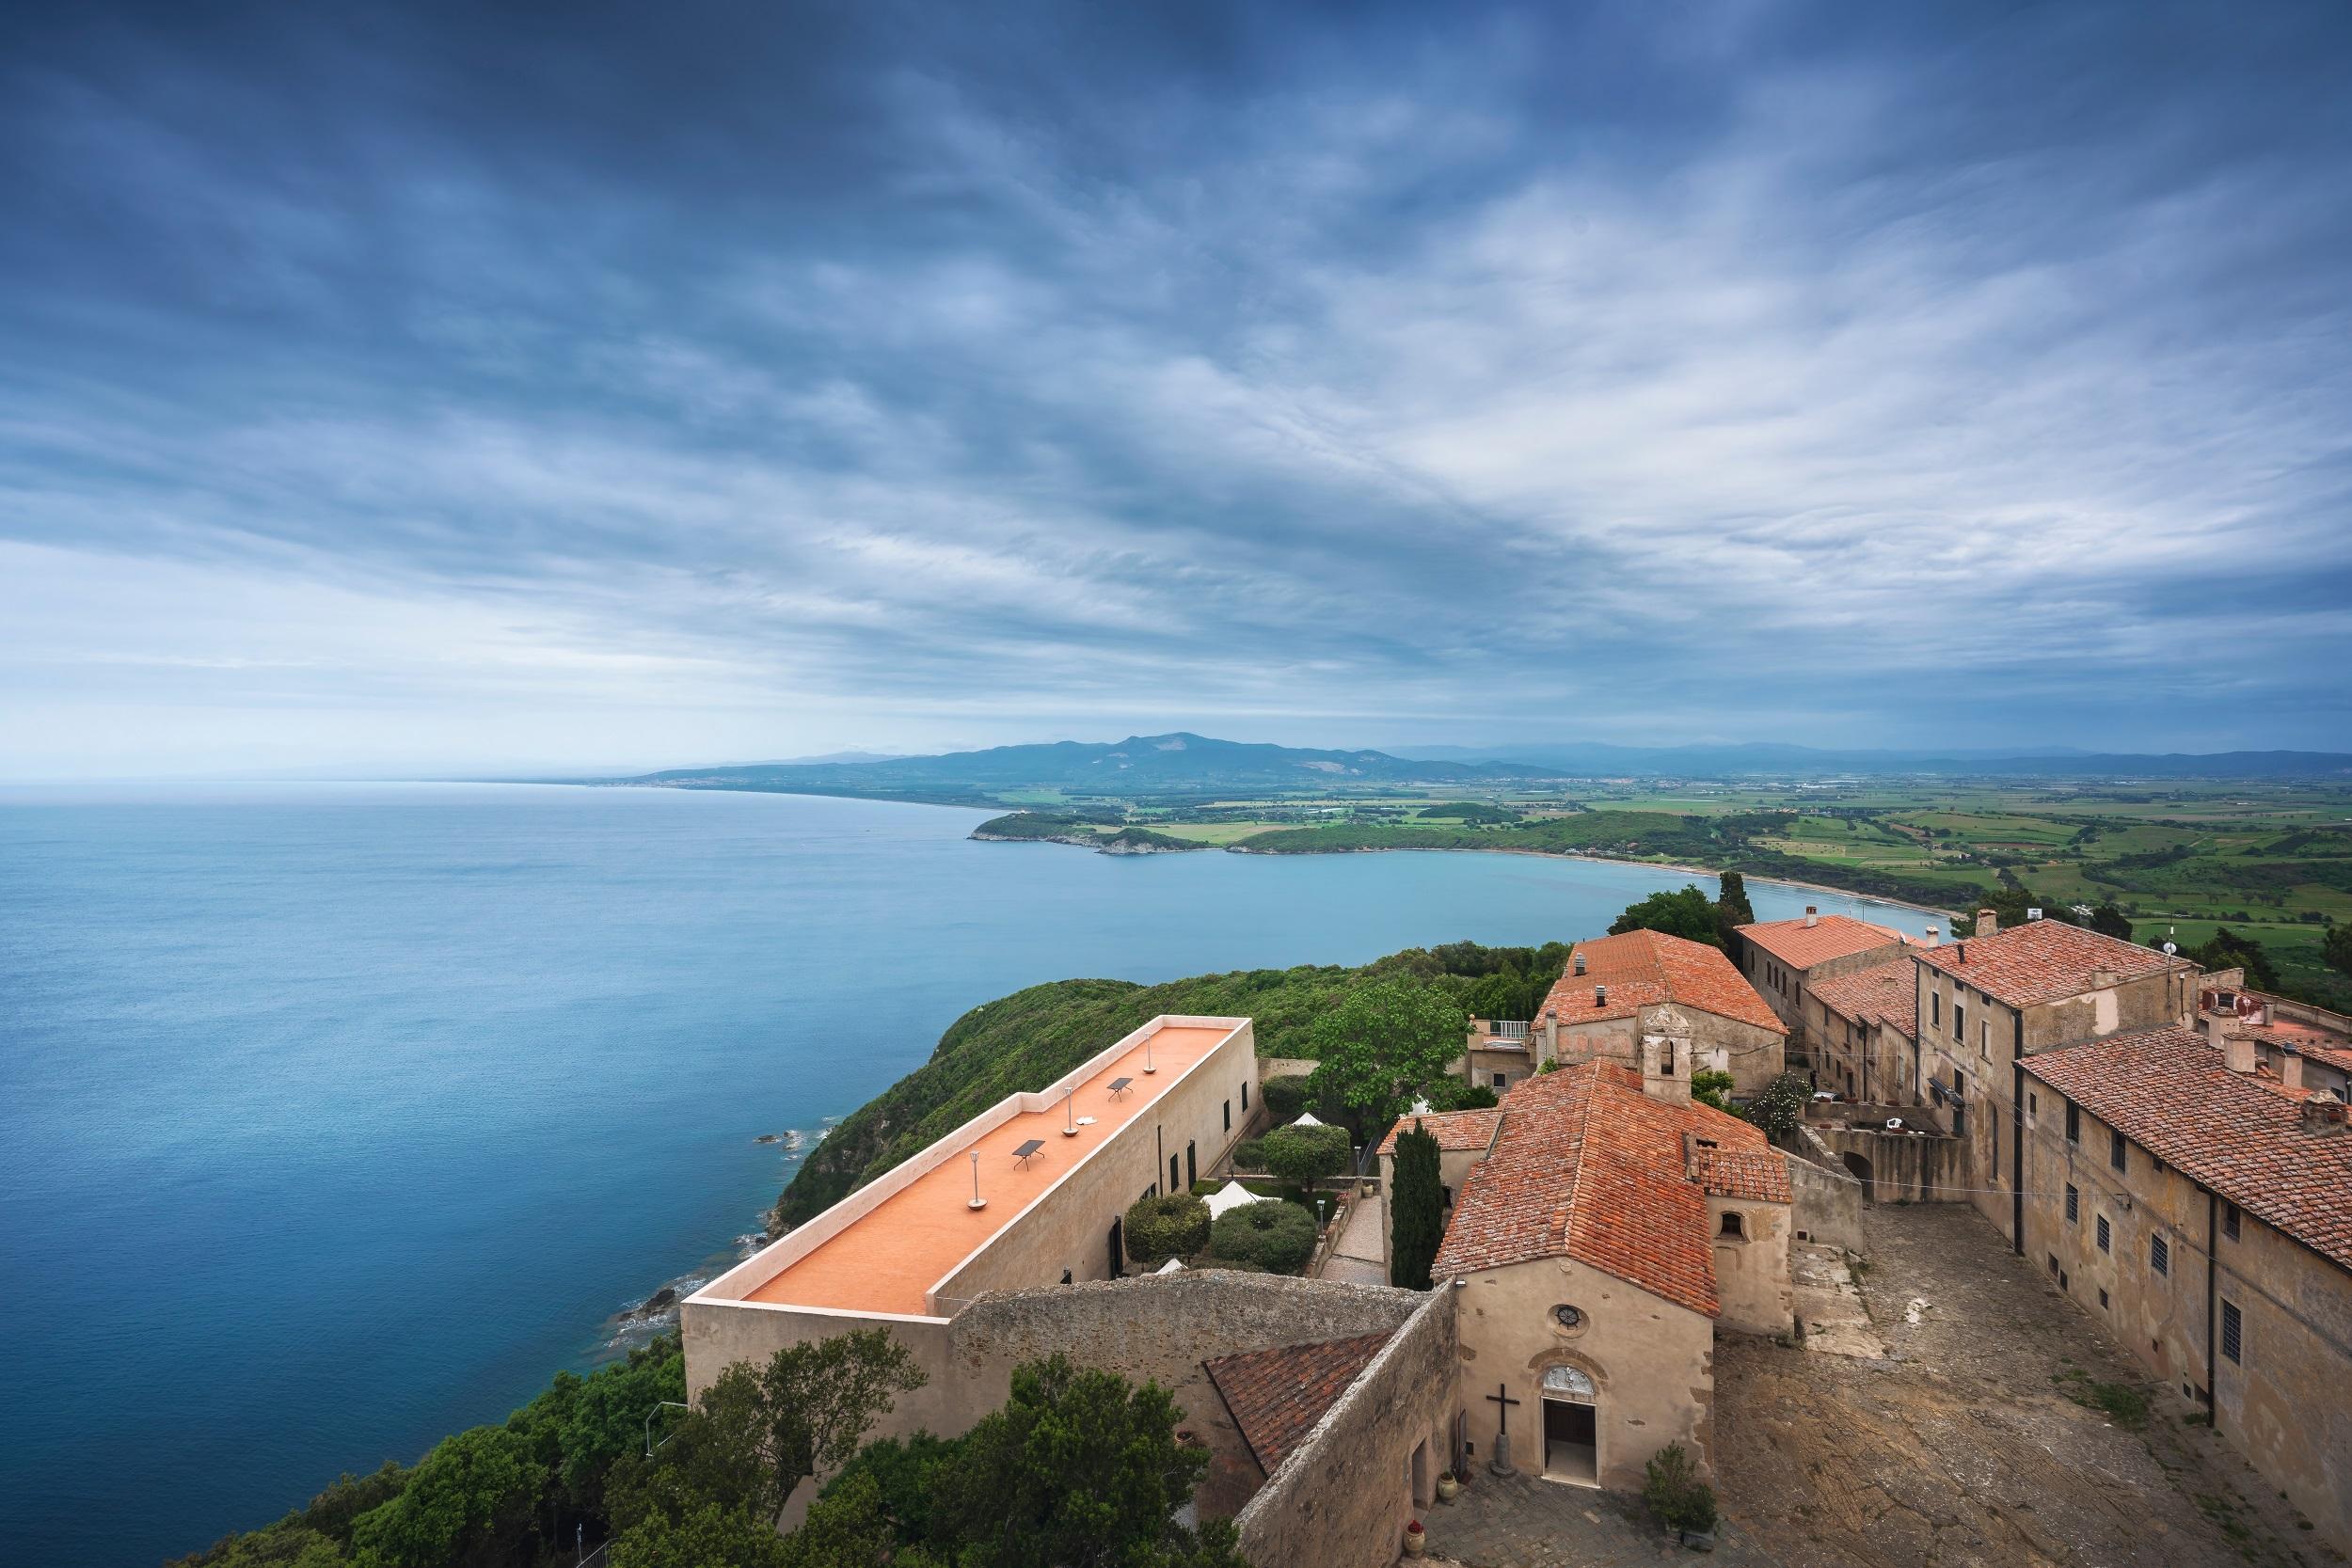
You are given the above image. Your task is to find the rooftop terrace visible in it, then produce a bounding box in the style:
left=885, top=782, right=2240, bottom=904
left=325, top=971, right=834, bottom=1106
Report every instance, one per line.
left=696, top=1016, right=1247, bottom=1320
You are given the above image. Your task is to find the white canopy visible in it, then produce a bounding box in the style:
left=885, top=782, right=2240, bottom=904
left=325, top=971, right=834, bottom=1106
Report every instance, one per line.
left=1154, top=1256, right=1185, bottom=1274
left=1292, top=1111, right=1325, bottom=1127
left=1203, top=1180, right=1262, bottom=1218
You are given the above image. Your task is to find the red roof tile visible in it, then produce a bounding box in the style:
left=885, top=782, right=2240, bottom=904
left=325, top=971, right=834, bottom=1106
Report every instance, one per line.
left=1430, top=1062, right=1788, bottom=1316
left=1915, top=919, right=2188, bottom=1008
left=1809, top=953, right=1920, bottom=1041
left=1375, top=1109, right=1504, bottom=1157
left=1537, top=928, right=1786, bottom=1037
left=1735, top=913, right=1908, bottom=971
left=2025, top=1028, right=2352, bottom=1273
left=1689, top=1139, right=1793, bottom=1202
left=1203, top=1331, right=1393, bottom=1474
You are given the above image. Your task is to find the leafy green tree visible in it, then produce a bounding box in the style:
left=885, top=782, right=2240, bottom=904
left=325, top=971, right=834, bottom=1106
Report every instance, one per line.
left=2085, top=903, right=2136, bottom=942
left=1420, top=1078, right=1498, bottom=1111
left=1207, top=1199, right=1319, bottom=1274
left=1691, top=1069, right=1736, bottom=1113
left=1608, top=885, right=1723, bottom=947
left=2324, top=922, right=2352, bottom=979
left=1742, top=1072, right=1810, bottom=1144
left=611, top=1497, right=790, bottom=1568
left=820, top=1433, right=963, bottom=1546
left=1306, top=981, right=1468, bottom=1129
left=1123, top=1192, right=1211, bottom=1265
left=1712, top=872, right=1756, bottom=946
left=925, top=1356, right=1244, bottom=1568
left=2191, top=928, right=2281, bottom=991
left=1258, top=1075, right=1313, bottom=1121
left=1390, top=1120, right=1443, bottom=1291
left=350, top=1425, right=536, bottom=1568
left=1257, top=1123, right=1350, bottom=1188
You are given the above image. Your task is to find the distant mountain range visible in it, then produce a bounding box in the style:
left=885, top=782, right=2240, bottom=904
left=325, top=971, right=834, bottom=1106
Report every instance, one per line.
left=588, top=733, right=2351, bottom=800
left=1388, top=742, right=2352, bottom=780
left=599, top=733, right=1569, bottom=798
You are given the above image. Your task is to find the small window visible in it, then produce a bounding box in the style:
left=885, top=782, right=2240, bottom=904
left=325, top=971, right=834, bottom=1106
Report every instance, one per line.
left=1241, top=1081, right=1249, bottom=1110
left=1979, top=1019, right=1990, bottom=1057
left=2097, top=1215, right=2111, bottom=1253
left=2099, top=1288, right=2109, bottom=1309
left=2027, top=1091, right=2038, bottom=1115
left=1931, top=991, right=1942, bottom=1028
left=1955, top=1001, right=1966, bottom=1041
left=2109, top=1131, right=2127, bottom=1174
left=1060, top=1269, right=1073, bottom=1285
left=1492, top=1072, right=1507, bottom=1091
left=2222, top=1202, right=2240, bottom=1241
left=2066, top=1103, right=2080, bottom=1143
left=2151, top=1234, right=2169, bottom=1275
left=1719, top=1212, right=1745, bottom=1239
left=2066, top=1183, right=2078, bottom=1222
left=2047, top=1254, right=2059, bottom=1275
left=1223, top=1101, right=1232, bottom=1132
left=2221, top=1300, right=2243, bottom=1364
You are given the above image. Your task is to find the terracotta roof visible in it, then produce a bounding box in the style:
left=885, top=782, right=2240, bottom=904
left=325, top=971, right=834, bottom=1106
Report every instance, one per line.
left=1809, top=953, right=1920, bottom=1041
left=1537, top=928, right=1786, bottom=1037
left=1688, top=1139, right=1793, bottom=1202
left=1430, top=1062, right=1787, bottom=1316
left=1375, top=1109, right=1504, bottom=1157
left=2025, top=1028, right=2352, bottom=1273
left=1735, top=913, right=1907, bottom=970
left=1914, top=919, right=2187, bottom=1008
left=1203, top=1331, right=1392, bottom=1474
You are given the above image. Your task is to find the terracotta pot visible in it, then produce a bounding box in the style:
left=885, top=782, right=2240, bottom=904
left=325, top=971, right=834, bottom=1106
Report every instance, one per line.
left=1402, top=1528, right=1426, bottom=1558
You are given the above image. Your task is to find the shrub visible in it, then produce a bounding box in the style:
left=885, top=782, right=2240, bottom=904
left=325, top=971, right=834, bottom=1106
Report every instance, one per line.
left=1230, top=1137, right=1266, bottom=1173
left=1743, top=1072, right=1809, bottom=1142
left=1208, top=1199, right=1319, bottom=1274
left=1259, top=1122, right=1350, bottom=1187
left=1691, top=1069, right=1735, bottom=1112
left=1123, top=1192, right=1211, bottom=1266
left=1422, top=1079, right=1498, bottom=1111
left=1643, top=1442, right=1717, bottom=1535
left=1261, top=1075, right=1314, bottom=1121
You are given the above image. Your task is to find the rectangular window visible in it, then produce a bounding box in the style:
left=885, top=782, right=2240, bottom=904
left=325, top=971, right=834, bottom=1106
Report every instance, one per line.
left=2097, top=1215, right=2111, bottom=1253
left=2222, top=1202, right=2239, bottom=1241
left=2151, top=1234, right=2169, bottom=1275
left=1492, top=1072, right=1507, bottom=1091
left=1955, top=1001, right=1966, bottom=1041
left=2110, top=1130, right=2127, bottom=1174
left=1223, top=1101, right=1232, bottom=1132
left=2066, top=1183, right=2078, bottom=1222
left=2066, top=1102, right=2080, bottom=1143
left=2221, top=1300, right=2242, bottom=1364
left=1931, top=991, right=1941, bottom=1028
left=2099, top=1288, right=2109, bottom=1309
left=1979, top=1019, right=1991, bottom=1057
left=1241, top=1081, right=1249, bottom=1110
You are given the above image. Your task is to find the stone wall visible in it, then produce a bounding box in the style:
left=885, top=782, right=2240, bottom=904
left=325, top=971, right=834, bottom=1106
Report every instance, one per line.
left=1785, top=1128, right=1866, bottom=1251
left=1805, top=1121, right=1965, bottom=1204
left=1234, top=1288, right=1458, bottom=1568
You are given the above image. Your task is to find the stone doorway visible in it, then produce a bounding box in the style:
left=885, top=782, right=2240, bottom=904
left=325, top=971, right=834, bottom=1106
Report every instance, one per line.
left=1538, top=1364, right=1598, bottom=1486
left=1841, top=1150, right=1875, bottom=1201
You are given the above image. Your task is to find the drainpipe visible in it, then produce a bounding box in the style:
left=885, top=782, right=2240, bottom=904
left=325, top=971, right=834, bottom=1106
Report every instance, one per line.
left=2205, top=1189, right=2218, bottom=1432
left=2010, top=1009, right=2025, bottom=1254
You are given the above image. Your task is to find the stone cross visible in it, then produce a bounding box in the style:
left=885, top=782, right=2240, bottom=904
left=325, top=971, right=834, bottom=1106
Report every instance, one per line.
left=1484, top=1382, right=1521, bottom=1477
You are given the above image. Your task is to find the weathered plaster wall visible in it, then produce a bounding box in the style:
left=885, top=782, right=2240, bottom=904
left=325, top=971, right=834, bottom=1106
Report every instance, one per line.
left=1553, top=1007, right=1783, bottom=1097
left=1807, top=1122, right=1964, bottom=1204
left=1234, top=1289, right=1457, bottom=1568
left=1786, top=1129, right=1867, bottom=1250
left=1453, top=1257, right=1714, bottom=1491
left=1706, top=1189, right=1794, bottom=1336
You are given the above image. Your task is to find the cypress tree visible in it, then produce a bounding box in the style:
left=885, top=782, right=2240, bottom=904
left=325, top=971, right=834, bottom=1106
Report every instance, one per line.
left=1390, top=1119, right=1444, bottom=1291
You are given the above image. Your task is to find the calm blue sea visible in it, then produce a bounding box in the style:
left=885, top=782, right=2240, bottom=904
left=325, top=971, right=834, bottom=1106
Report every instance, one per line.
left=0, top=784, right=1937, bottom=1565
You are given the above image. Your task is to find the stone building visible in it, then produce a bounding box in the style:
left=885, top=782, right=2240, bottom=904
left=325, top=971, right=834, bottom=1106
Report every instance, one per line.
left=2021, top=1022, right=2352, bottom=1552
left=1911, top=912, right=2200, bottom=1243
left=2197, top=974, right=2352, bottom=1102
left=1806, top=955, right=1921, bottom=1104
left=1732, top=909, right=1912, bottom=1075
left=1518, top=927, right=1788, bottom=1097
left=1421, top=1025, right=1792, bottom=1492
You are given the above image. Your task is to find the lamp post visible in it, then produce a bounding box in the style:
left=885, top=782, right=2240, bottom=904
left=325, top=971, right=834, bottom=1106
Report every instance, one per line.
left=968, top=1149, right=988, bottom=1210
left=1144, top=1037, right=1156, bottom=1074
left=1063, top=1088, right=1079, bottom=1136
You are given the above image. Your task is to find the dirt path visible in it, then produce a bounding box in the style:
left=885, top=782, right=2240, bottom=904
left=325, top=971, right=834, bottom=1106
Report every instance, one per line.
left=1715, top=1204, right=2338, bottom=1568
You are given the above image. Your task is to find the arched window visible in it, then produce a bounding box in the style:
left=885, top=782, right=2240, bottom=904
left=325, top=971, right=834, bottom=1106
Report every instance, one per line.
left=1719, top=1212, right=1745, bottom=1239
left=1541, top=1364, right=1596, bottom=1402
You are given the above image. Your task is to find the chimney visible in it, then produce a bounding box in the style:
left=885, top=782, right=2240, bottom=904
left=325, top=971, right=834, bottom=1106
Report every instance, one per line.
left=1925, top=925, right=1939, bottom=944
left=2207, top=1013, right=2255, bottom=1075
left=1804, top=906, right=1819, bottom=928
left=1977, top=908, right=1998, bottom=937
left=2299, top=1099, right=2348, bottom=1137
left=2280, top=1050, right=2305, bottom=1093
left=1573, top=952, right=1587, bottom=977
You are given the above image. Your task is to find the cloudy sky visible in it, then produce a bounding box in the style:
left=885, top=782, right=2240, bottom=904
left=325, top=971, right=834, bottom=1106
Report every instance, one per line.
left=4, top=1, right=2348, bottom=777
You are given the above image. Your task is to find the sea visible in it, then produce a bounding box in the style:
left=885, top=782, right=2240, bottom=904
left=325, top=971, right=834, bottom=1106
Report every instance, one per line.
left=0, top=783, right=1942, bottom=1566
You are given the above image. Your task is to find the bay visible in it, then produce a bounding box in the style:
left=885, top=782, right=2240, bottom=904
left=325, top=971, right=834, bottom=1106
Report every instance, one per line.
left=0, top=783, right=1938, bottom=1565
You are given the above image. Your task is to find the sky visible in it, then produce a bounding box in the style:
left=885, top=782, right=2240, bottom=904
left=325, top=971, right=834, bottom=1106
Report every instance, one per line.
left=3, top=1, right=2349, bottom=779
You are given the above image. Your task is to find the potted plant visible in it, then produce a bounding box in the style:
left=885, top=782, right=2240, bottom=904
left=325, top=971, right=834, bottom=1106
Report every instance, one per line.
left=1436, top=1469, right=1460, bottom=1502
left=1642, top=1442, right=1720, bottom=1551
left=1402, top=1519, right=1426, bottom=1557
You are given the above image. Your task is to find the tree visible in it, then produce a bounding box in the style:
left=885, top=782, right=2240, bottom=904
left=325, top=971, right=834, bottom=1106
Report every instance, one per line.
left=611, top=1497, right=790, bottom=1568
left=1258, top=1123, right=1350, bottom=1188
left=1259, top=1074, right=1313, bottom=1121
left=1742, top=1072, right=1809, bottom=1144
left=1712, top=872, right=1756, bottom=948
left=1306, top=981, right=1468, bottom=1129
left=350, top=1425, right=537, bottom=1568
left=2085, top=903, right=2135, bottom=942
left=1420, top=1078, right=1498, bottom=1111
left=1123, top=1192, right=1211, bottom=1266
left=2190, top=928, right=2281, bottom=992
left=1207, top=1199, right=1319, bottom=1274
left=1642, top=1442, right=1717, bottom=1535
left=1608, top=885, right=1722, bottom=947
left=925, top=1356, right=1246, bottom=1568
left=2325, top=922, right=2352, bottom=980
left=1390, top=1120, right=1442, bottom=1291
left=1691, top=1069, right=1735, bottom=1113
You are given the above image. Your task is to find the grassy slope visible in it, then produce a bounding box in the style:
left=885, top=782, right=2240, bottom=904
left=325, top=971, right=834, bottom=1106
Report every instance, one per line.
left=773, top=965, right=1367, bottom=1229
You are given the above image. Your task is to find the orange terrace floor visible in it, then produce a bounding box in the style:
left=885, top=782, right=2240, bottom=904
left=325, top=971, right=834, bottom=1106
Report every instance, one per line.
left=746, top=1022, right=1237, bottom=1317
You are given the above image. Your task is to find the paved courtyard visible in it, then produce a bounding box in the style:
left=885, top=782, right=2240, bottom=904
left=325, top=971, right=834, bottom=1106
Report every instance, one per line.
left=1422, top=1467, right=1773, bottom=1567
left=1319, top=1185, right=1388, bottom=1286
